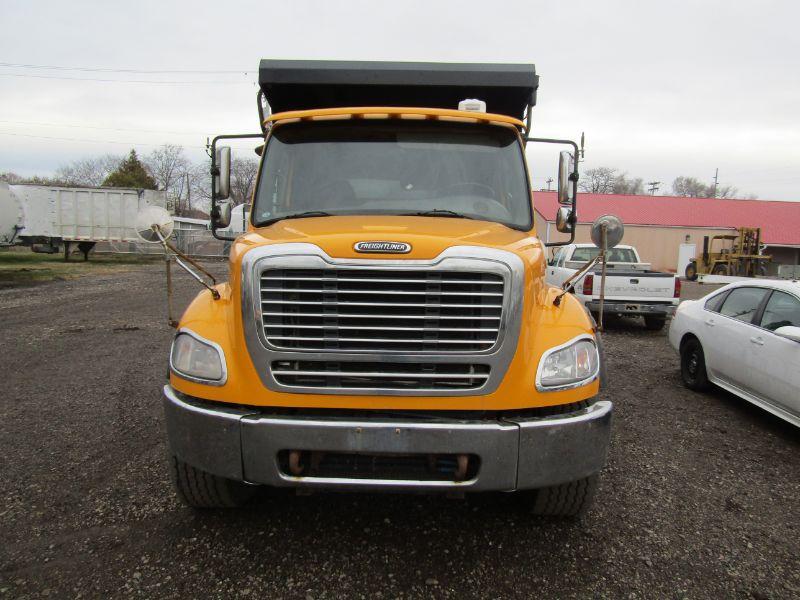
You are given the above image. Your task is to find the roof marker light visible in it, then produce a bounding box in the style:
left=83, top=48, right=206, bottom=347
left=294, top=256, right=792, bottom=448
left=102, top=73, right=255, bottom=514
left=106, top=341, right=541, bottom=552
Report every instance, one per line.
left=458, top=99, right=487, bottom=113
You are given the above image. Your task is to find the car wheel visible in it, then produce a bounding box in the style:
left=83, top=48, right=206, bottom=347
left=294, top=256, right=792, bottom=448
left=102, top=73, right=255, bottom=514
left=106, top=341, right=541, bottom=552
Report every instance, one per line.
left=680, top=337, right=711, bottom=391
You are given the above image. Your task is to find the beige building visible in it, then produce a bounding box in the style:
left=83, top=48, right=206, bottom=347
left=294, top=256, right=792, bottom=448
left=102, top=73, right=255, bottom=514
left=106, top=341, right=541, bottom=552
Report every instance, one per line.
left=533, top=191, right=800, bottom=274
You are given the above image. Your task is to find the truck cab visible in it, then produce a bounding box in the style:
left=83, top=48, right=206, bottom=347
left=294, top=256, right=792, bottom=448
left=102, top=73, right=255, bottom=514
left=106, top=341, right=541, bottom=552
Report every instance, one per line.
left=163, top=60, right=612, bottom=515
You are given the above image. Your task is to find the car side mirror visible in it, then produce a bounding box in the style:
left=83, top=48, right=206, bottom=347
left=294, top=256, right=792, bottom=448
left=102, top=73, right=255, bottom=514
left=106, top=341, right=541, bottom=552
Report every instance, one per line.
left=775, top=325, right=800, bottom=343
left=556, top=206, right=574, bottom=233
left=211, top=200, right=232, bottom=229
left=557, top=150, right=575, bottom=206
left=214, top=146, right=231, bottom=200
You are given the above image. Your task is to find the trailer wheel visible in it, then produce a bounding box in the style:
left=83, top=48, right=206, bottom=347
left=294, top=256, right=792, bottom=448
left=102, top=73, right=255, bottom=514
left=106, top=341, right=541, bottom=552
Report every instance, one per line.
left=684, top=262, right=698, bottom=281
left=170, top=455, right=255, bottom=508
left=643, top=316, right=666, bottom=331
left=530, top=474, right=598, bottom=517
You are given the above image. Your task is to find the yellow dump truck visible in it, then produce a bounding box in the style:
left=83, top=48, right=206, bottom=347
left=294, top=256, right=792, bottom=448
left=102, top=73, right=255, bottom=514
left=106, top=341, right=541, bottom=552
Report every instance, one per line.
left=163, top=60, right=612, bottom=515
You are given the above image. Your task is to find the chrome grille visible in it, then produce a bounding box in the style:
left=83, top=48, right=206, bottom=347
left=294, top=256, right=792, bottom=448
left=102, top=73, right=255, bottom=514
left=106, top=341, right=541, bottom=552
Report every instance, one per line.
left=259, top=268, right=504, bottom=353
left=271, top=360, right=491, bottom=391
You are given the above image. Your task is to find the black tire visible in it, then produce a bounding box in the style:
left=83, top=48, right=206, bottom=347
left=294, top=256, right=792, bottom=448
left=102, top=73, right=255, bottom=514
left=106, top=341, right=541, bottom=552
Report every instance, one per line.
left=643, top=316, right=666, bottom=331
left=712, top=264, right=728, bottom=276
left=170, top=455, right=255, bottom=508
left=684, top=262, right=698, bottom=281
left=531, top=474, right=599, bottom=517
left=680, top=337, right=711, bottom=391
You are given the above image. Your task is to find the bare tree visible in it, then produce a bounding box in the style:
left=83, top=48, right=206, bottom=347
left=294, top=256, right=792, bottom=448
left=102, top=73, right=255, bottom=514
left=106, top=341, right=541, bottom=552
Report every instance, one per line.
left=672, top=176, right=739, bottom=199
left=580, top=167, right=644, bottom=195
left=145, top=144, right=191, bottom=212
left=55, top=154, right=121, bottom=187
left=230, top=157, right=259, bottom=206
left=579, top=167, right=618, bottom=193
left=612, top=174, right=644, bottom=195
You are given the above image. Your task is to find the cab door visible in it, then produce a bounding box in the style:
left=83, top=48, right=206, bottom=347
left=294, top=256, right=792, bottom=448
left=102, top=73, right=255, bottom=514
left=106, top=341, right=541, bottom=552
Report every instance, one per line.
left=708, top=287, right=770, bottom=393
left=754, top=290, right=800, bottom=416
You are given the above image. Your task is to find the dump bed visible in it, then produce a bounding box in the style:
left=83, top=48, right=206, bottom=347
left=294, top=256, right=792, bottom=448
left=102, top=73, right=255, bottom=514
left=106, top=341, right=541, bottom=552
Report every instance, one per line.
left=258, top=59, right=539, bottom=119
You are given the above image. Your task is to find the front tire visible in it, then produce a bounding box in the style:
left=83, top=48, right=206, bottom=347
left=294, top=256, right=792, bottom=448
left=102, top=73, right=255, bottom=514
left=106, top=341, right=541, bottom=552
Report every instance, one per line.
left=680, top=337, right=711, bottom=391
left=170, top=455, right=255, bottom=508
left=530, top=475, right=599, bottom=517
left=712, top=264, right=728, bottom=276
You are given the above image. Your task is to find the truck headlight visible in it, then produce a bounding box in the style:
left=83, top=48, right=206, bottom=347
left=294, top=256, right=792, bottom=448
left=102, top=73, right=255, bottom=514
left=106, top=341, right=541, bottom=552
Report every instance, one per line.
left=170, top=330, right=227, bottom=385
left=536, top=336, right=599, bottom=391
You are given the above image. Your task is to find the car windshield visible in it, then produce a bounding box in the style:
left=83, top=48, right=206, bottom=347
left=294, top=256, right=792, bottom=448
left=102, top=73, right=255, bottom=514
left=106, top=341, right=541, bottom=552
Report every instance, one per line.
left=252, top=120, right=532, bottom=229
left=570, top=247, right=638, bottom=262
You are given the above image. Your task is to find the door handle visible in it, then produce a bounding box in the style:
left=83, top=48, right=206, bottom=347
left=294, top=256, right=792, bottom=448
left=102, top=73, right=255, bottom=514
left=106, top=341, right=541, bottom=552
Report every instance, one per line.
left=750, top=337, right=764, bottom=346
left=704, top=319, right=715, bottom=327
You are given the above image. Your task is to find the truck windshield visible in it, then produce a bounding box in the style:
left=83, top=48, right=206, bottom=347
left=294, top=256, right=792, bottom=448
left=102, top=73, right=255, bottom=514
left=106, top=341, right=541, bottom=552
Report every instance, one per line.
left=252, top=120, right=532, bottom=229
left=571, top=247, right=638, bottom=262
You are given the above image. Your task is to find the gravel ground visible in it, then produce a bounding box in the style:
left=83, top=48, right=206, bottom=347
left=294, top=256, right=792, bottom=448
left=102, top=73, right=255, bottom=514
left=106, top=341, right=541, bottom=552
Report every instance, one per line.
left=1, top=267, right=798, bottom=599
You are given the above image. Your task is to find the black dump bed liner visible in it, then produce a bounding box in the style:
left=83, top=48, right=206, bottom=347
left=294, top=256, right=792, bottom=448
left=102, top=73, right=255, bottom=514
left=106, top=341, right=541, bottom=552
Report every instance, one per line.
left=258, top=60, right=538, bottom=120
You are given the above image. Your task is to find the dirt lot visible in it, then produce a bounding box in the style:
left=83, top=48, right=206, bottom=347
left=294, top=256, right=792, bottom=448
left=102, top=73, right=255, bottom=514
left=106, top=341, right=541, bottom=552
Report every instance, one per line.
left=1, top=266, right=798, bottom=599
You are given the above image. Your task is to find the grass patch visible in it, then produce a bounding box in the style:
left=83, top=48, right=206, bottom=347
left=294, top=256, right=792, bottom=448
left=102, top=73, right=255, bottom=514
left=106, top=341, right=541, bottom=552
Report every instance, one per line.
left=0, top=247, right=163, bottom=287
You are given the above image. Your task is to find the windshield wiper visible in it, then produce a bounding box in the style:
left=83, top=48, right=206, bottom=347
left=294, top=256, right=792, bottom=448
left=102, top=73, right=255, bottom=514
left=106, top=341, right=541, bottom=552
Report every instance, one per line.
left=261, top=211, right=333, bottom=226
left=404, top=209, right=475, bottom=220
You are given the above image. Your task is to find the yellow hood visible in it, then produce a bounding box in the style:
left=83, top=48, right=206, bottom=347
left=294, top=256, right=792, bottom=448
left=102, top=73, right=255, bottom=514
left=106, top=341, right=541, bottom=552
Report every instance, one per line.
left=233, top=215, right=538, bottom=260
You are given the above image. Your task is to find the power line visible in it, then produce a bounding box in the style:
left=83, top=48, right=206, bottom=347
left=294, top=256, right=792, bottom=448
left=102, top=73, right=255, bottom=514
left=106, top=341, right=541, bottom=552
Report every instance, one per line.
left=0, top=61, right=253, bottom=74
left=647, top=181, right=661, bottom=195
left=0, top=73, right=253, bottom=85
left=0, top=131, right=206, bottom=149
left=0, top=119, right=209, bottom=136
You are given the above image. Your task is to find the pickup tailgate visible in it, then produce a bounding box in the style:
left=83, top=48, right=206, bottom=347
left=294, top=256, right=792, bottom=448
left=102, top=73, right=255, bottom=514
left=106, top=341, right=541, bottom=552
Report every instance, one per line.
left=587, top=272, right=676, bottom=301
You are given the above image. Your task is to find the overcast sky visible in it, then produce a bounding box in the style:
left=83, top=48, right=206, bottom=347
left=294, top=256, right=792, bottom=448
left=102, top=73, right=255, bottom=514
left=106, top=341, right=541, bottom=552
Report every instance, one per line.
left=1, top=0, right=798, bottom=200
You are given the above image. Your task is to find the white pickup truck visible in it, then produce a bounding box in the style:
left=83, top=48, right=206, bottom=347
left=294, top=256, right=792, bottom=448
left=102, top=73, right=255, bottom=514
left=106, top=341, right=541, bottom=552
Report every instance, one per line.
left=546, top=243, right=680, bottom=330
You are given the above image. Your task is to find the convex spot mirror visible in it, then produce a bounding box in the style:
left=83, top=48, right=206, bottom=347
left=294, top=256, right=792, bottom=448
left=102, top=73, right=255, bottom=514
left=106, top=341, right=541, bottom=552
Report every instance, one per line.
left=214, top=146, right=231, bottom=200
left=590, top=214, right=624, bottom=248
left=211, top=200, right=232, bottom=229
left=775, top=325, right=800, bottom=343
left=556, top=206, right=574, bottom=234
left=557, top=150, right=575, bottom=206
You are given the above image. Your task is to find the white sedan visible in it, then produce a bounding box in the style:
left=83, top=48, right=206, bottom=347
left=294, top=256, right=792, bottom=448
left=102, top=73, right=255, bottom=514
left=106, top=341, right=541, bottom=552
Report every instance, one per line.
left=669, top=280, right=800, bottom=427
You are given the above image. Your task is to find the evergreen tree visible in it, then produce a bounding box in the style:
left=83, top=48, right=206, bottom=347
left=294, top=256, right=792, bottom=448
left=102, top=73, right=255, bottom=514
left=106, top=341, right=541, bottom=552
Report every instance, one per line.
left=102, top=149, right=157, bottom=189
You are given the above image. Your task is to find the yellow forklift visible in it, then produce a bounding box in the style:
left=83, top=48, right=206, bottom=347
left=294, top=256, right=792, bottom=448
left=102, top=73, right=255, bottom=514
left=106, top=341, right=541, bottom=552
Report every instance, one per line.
left=685, top=227, right=770, bottom=280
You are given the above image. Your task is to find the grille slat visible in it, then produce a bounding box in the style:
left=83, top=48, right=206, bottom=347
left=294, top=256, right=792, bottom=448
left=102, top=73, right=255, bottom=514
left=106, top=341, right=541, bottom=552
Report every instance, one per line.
left=259, top=267, right=504, bottom=356
left=271, top=360, right=491, bottom=391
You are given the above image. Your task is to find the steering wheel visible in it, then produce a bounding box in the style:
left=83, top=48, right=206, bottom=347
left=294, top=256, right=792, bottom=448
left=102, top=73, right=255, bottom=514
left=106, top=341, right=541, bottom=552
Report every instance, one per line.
left=440, top=182, right=495, bottom=198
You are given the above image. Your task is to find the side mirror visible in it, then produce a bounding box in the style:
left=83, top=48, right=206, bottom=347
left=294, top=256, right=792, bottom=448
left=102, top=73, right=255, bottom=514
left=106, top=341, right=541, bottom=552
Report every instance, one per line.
left=214, top=146, right=231, bottom=200
left=557, top=150, right=575, bottom=206
left=556, top=206, right=574, bottom=233
left=590, top=214, right=625, bottom=248
left=211, top=201, right=232, bottom=229
left=775, top=325, right=800, bottom=343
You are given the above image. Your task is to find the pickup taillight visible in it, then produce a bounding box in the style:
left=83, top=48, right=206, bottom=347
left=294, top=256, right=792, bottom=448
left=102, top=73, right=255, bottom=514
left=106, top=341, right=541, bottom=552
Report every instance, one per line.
left=582, top=274, right=594, bottom=295
left=674, top=277, right=682, bottom=298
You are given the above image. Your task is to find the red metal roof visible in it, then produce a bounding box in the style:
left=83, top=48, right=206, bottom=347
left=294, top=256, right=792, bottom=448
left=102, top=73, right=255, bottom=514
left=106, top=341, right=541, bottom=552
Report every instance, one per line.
left=533, top=192, right=800, bottom=246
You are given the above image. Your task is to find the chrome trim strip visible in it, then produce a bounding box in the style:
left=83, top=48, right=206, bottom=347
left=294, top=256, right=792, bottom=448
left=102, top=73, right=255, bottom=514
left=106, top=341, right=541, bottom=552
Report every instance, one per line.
left=534, top=334, right=599, bottom=392
left=241, top=243, right=524, bottom=396
left=169, top=328, right=228, bottom=386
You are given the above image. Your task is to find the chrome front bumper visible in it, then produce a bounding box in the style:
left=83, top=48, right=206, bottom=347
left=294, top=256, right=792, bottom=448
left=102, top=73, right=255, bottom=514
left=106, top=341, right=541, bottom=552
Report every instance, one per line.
left=163, top=385, right=612, bottom=492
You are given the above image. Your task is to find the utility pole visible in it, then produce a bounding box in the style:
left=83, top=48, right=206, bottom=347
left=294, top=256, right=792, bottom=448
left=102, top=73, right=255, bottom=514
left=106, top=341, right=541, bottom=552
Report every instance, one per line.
left=546, top=177, right=553, bottom=191
left=647, top=181, right=660, bottom=195
left=712, top=168, right=719, bottom=198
